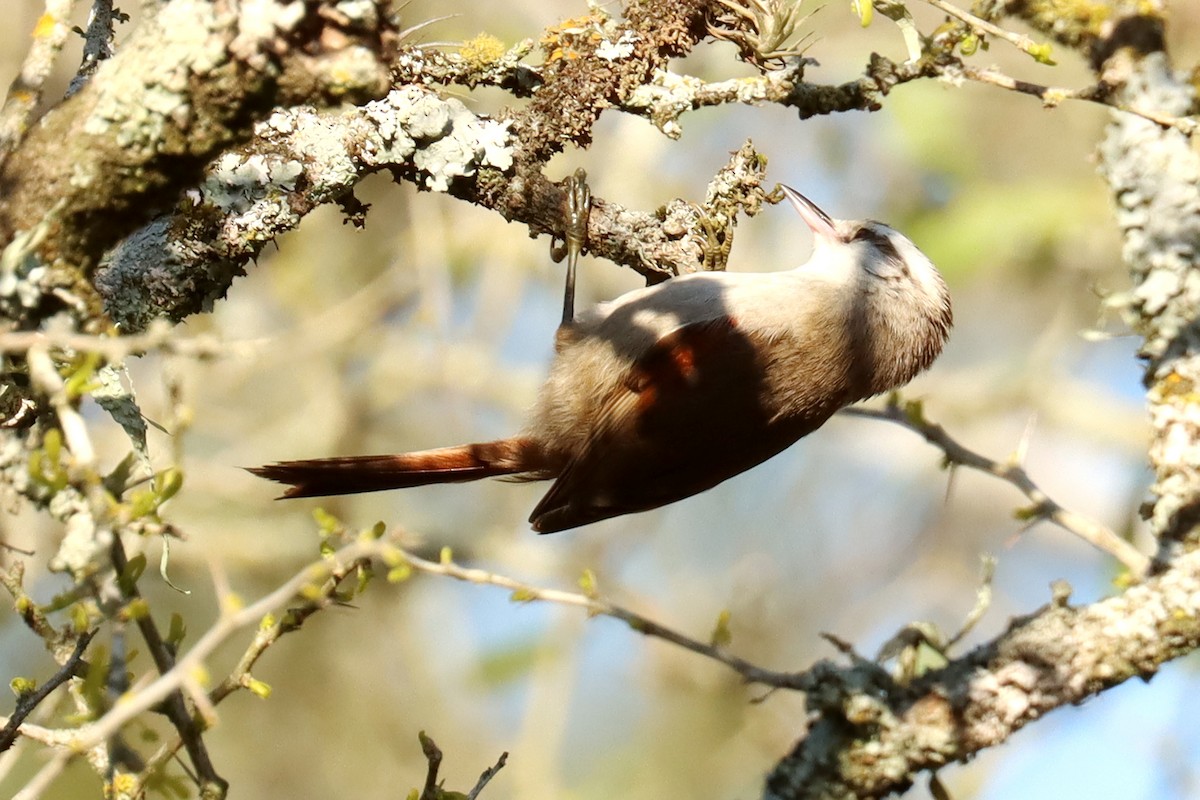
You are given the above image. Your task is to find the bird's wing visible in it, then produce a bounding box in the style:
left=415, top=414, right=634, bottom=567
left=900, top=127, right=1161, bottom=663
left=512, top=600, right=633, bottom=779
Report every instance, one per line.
left=530, top=316, right=777, bottom=533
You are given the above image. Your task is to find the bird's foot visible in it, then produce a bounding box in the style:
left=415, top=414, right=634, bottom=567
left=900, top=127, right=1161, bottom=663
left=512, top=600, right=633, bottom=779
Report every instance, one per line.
left=552, top=168, right=591, bottom=325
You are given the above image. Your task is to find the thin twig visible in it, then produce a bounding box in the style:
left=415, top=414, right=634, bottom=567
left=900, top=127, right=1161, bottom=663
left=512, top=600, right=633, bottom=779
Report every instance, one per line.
left=398, top=549, right=805, bottom=688
left=25, top=344, right=95, bottom=467
left=65, top=538, right=391, bottom=752
left=921, top=0, right=1051, bottom=60
left=945, top=554, right=996, bottom=649
left=11, top=750, right=72, bottom=800
left=0, top=630, right=95, bottom=752
left=0, top=0, right=79, bottom=157
left=61, top=529, right=802, bottom=760
left=418, top=731, right=443, bottom=800
left=962, top=66, right=1199, bottom=135
left=0, top=563, right=64, bottom=646
left=842, top=399, right=1151, bottom=576
left=0, top=324, right=261, bottom=360
left=467, top=751, right=508, bottom=800
left=136, top=551, right=375, bottom=784
left=66, top=0, right=120, bottom=97
left=110, top=535, right=226, bottom=794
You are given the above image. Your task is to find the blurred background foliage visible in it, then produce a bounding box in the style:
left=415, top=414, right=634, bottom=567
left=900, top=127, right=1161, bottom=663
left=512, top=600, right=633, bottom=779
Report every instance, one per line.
left=3, top=0, right=1200, bottom=797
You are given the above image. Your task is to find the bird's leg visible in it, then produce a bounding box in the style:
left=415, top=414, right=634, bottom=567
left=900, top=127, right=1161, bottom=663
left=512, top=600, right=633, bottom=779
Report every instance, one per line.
left=552, top=168, right=591, bottom=326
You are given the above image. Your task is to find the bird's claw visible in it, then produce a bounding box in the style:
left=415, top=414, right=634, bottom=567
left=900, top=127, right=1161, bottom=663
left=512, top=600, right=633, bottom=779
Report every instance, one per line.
left=555, top=168, right=591, bottom=325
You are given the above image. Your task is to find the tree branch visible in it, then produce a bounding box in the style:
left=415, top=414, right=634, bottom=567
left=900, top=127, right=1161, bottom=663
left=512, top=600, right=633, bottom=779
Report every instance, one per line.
left=1092, top=14, right=1200, bottom=555
left=0, top=0, right=78, bottom=156
left=0, top=629, right=94, bottom=752
left=109, top=534, right=225, bottom=795
left=0, top=0, right=394, bottom=288
left=842, top=398, right=1150, bottom=575
left=765, top=547, right=1200, bottom=798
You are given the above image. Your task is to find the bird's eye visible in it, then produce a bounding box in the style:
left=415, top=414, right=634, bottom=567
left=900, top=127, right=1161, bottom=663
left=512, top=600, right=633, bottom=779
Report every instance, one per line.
left=852, top=226, right=889, bottom=245
left=852, top=226, right=904, bottom=267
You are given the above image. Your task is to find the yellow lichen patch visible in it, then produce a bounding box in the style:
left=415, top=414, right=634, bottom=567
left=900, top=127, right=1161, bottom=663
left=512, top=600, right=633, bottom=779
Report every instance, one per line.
left=1025, top=0, right=1114, bottom=41
left=1152, top=371, right=1199, bottom=404
left=540, top=13, right=606, bottom=63
left=461, top=33, right=506, bottom=70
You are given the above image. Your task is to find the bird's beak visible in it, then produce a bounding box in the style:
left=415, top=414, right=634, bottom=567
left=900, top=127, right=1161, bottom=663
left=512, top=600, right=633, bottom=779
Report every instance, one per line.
left=780, top=185, right=837, bottom=241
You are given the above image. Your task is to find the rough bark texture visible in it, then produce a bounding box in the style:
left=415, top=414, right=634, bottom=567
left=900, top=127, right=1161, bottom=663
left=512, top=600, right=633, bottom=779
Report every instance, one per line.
left=1097, top=48, right=1200, bottom=556
left=1, top=0, right=1199, bottom=797
left=762, top=0, right=1200, bottom=794
left=0, top=0, right=393, bottom=325
left=765, top=549, right=1200, bottom=798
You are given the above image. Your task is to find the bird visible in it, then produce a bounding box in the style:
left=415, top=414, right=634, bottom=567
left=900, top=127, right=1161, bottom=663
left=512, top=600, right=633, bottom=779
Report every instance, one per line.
left=249, top=182, right=952, bottom=533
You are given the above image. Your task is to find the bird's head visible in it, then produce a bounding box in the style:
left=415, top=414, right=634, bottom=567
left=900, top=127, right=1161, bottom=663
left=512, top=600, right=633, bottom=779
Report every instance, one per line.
left=780, top=184, right=952, bottom=334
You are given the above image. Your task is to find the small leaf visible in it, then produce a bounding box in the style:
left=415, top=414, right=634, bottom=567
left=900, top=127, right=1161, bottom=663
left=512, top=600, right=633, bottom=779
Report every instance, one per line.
left=312, top=507, right=341, bottom=536
left=128, top=488, right=159, bottom=520
left=1013, top=503, right=1045, bottom=521
left=440, top=546, right=453, bottom=565
left=118, top=554, right=147, bottom=595
left=510, top=588, right=537, bottom=603
left=43, top=428, right=61, bottom=465
left=1027, top=42, right=1055, bottom=65
left=380, top=545, right=406, bottom=568
left=10, top=677, right=36, bottom=697
left=120, top=598, right=150, bottom=621
left=853, top=0, right=873, bottom=26
left=167, top=612, right=187, bottom=649
left=578, top=568, right=598, bottom=597
left=710, top=609, right=733, bottom=648
left=62, top=352, right=102, bottom=399
left=356, top=564, right=374, bottom=594
left=902, top=398, right=926, bottom=425
left=245, top=677, right=272, bottom=699
left=71, top=603, right=91, bottom=633
left=155, top=468, right=183, bottom=502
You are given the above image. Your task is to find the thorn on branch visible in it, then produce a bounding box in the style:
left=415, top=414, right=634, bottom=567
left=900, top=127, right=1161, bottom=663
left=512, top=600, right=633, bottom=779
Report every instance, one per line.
left=840, top=398, right=1151, bottom=576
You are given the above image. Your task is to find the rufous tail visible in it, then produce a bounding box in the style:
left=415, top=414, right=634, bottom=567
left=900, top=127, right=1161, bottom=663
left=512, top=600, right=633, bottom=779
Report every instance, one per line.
left=247, top=438, right=541, bottom=499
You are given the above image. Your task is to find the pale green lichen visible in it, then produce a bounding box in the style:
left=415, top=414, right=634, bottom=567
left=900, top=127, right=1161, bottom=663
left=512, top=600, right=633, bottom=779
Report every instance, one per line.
left=400, top=91, right=452, bottom=139
left=380, top=87, right=514, bottom=190
left=81, top=1, right=225, bottom=153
